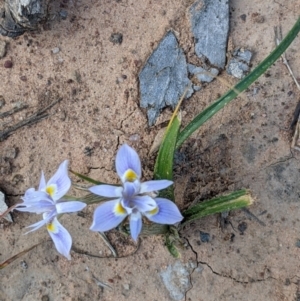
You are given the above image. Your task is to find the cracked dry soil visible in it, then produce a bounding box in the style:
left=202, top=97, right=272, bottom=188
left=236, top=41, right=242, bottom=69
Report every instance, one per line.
left=1, top=0, right=300, bottom=300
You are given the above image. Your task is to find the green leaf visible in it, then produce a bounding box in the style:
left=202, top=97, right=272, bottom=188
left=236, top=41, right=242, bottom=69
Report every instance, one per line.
left=182, top=189, right=254, bottom=224
left=166, top=226, right=182, bottom=258
left=176, top=17, right=300, bottom=148
left=165, top=237, right=181, bottom=258
left=154, top=114, right=181, bottom=201
left=69, top=169, right=103, bottom=185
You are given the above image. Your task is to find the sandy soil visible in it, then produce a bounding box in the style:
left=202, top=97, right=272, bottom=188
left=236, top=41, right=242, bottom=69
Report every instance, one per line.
left=1, top=0, right=300, bottom=300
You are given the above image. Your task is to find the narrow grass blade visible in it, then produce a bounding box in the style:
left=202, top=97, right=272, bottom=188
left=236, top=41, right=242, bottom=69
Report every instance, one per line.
left=182, top=189, right=254, bottom=224
left=154, top=114, right=181, bottom=200
left=176, top=17, right=300, bottom=148
left=79, top=193, right=107, bottom=205
left=69, top=169, right=103, bottom=185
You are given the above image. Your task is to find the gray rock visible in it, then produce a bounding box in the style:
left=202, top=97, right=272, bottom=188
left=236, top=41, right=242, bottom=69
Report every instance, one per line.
left=193, top=85, right=202, bottom=92
left=227, top=59, right=250, bottom=79
left=227, top=48, right=253, bottom=79
left=190, top=0, right=229, bottom=69
left=188, top=63, right=219, bottom=83
left=233, top=48, right=253, bottom=64
left=0, top=191, right=13, bottom=222
left=160, top=261, right=191, bottom=301
left=0, top=0, right=46, bottom=37
left=139, top=31, right=193, bottom=126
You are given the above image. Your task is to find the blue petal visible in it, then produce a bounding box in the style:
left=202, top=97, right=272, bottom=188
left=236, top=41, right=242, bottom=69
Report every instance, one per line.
left=25, top=211, right=55, bottom=233
left=25, top=218, right=48, bottom=233
left=56, top=201, right=86, bottom=214
left=116, top=144, right=141, bottom=181
left=122, top=181, right=140, bottom=198
left=21, top=189, right=50, bottom=204
left=47, top=218, right=72, bottom=260
left=38, top=171, right=46, bottom=191
left=89, top=185, right=122, bottom=198
left=46, top=160, right=71, bottom=201
left=145, top=198, right=183, bottom=224
left=129, top=211, right=142, bottom=241
left=16, top=200, right=55, bottom=213
left=90, top=200, right=127, bottom=232
left=140, top=180, right=173, bottom=193
left=129, top=195, right=157, bottom=212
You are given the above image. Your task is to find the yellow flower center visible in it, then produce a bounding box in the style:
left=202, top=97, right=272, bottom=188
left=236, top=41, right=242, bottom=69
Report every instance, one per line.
left=47, top=222, right=56, bottom=232
left=148, top=206, right=159, bottom=216
left=46, top=185, right=56, bottom=197
left=114, top=202, right=127, bottom=215
left=124, top=169, right=138, bottom=182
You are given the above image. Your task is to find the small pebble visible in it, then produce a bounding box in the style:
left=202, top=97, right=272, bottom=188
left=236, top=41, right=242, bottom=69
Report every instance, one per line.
left=4, top=60, right=12, bottom=68
left=59, top=10, right=68, bottom=20
left=52, top=47, right=60, bottom=54
left=129, top=134, right=140, bottom=141
left=238, top=221, right=247, bottom=234
left=41, top=295, right=49, bottom=301
left=240, top=14, right=246, bottom=22
left=110, top=33, right=123, bottom=45
left=122, top=283, right=130, bottom=290
left=199, top=231, right=210, bottom=243
left=5, top=147, right=18, bottom=159
left=20, top=260, right=28, bottom=269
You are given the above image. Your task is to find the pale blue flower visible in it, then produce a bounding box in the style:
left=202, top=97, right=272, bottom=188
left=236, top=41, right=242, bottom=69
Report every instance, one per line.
left=15, top=160, right=86, bottom=260
left=89, top=144, right=183, bottom=241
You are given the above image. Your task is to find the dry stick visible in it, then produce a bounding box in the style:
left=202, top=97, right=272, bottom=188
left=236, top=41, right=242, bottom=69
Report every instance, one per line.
left=275, top=26, right=300, bottom=90
left=0, top=103, right=29, bottom=118
left=0, top=239, right=51, bottom=269
left=0, top=204, right=18, bottom=220
left=98, top=232, right=117, bottom=257
left=91, top=274, right=113, bottom=290
left=0, top=97, right=62, bottom=141
left=71, top=238, right=141, bottom=259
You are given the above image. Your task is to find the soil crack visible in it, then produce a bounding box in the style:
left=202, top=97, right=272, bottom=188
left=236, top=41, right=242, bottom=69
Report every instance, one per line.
left=184, top=237, right=277, bottom=287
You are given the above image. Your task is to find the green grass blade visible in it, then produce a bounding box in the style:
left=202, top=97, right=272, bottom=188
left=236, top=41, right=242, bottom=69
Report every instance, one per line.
left=154, top=115, right=181, bottom=201
left=182, top=190, right=254, bottom=225
left=176, top=17, right=300, bottom=148
left=69, top=169, right=104, bottom=185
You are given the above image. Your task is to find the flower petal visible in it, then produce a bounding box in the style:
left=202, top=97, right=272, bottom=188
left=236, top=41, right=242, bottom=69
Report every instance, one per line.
left=145, top=198, right=183, bottom=224
left=140, top=180, right=173, bottom=193
left=25, top=209, right=57, bottom=234
left=46, top=160, right=71, bottom=201
left=116, top=144, right=141, bottom=181
left=129, top=211, right=142, bottom=241
left=21, top=189, right=51, bottom=204
left=25, top=211, right=55, bottom=234
left=47, top=218, right=72, bottom=260
left=38, top=171, right=46, bottom=191
left=122, top=181, right=140, bottom=199
left=16, top=200, right=55, bottom=214
left=56, top=201, right=86, bottom=214
left=90, top=200, right=127, bottom=232
left=25, top=218, right=48, bottom=233
left=127, top=195, right=157, bottom=212
left=89, top=185, right=122, bottom=198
